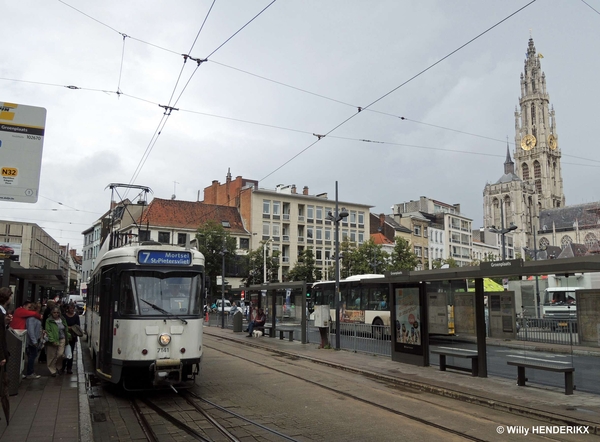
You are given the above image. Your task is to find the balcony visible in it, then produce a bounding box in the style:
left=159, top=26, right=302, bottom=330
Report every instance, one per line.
left=298, top=216, right=305, bottom=222
left=283, top=213, right=290, bottom=221
left=282, top=256, right=290, bottom=264
left=297, top=236, right=304, bottom=242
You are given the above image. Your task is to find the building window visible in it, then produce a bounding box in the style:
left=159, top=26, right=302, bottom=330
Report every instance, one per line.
left=350, top=211, right=357, bottom=223
left=139, top=230, right=150, bottom=241
left=423, top=227, right=428, bottom=238
left=350, top=231, right=356, bottom=242
left=263, top=222, right=270, bottom=236
left=358, top=232, right=364, bottom=244
left=325, top=228, right=332, bottom=241
left=272, top=224, right=280, bottom=238
left=177, top=233, right=187, bottom=245
left=316, top=206, right=323, bottom=220
left=316, top=228, right=323, bottom=240
left=239, top=238, right=249, bottom=250
left=307, top=227, right=314, bottom=239
left=307, top=205, right=314, bottom=220
left=414, top=246, right=422, bottom=257
left=358, top=212, right=364, bottom=225
left=263, top=200, right=271, bottom=214
left=273, top=201, right=280, bottom=216
left=158, top=232, right=170, bottom=244
left=414, top=225, right=421, bottom=236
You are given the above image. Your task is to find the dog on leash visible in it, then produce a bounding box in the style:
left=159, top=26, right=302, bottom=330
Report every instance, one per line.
left=252, top=330, right=263, bottom=338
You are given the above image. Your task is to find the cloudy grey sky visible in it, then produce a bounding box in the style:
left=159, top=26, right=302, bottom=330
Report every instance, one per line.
left=2, top=0, right=599, bottom=251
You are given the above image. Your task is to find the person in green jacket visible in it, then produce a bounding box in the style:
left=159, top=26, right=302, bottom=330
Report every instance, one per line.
left=45, top=307, right=71, bottom=376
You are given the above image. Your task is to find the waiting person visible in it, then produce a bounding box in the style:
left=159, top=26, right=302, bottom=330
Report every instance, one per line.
left=247, top=308, right=266, bottom=337
left=9, top=299, right=41, bottom=330
left=45, top=307, right=70, bottom=376
left=25, top=302, right=43, bottom=379
left=38, top=300, right=56, bottom=364
left=62, top=303, right=80, bottom=375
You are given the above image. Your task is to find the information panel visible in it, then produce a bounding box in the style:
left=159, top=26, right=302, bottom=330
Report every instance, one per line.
left=137, top=250, right=192, bottom=266
left=0, top=102, right=47, bottom=203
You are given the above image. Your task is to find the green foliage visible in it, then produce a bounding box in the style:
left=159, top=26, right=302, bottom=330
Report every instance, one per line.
left=388, top=238, right=419, bottom=271
left=241, top=240, right=280, bottom=286
left=195, top=221, right=237, bottom=297
left=287, top=248, right=318, bottom=283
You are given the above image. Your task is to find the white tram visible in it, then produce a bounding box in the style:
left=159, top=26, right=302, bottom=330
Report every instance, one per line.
left=87, top=241, right=205, bottom=390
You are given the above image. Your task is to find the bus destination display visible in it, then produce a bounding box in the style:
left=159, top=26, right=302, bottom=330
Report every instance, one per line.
left=138, top=251, right=192, bottom=265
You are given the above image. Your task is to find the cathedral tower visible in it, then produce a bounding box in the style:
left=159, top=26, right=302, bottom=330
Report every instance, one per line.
left=514, top=37, right=565, bottom=211
left=484, top=37, right=564, bottom=254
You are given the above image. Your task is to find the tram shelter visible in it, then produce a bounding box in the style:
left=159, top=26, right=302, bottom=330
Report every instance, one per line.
left=1, top=258, right=65, bottom=306
left=246, top=281, right=308, bottom=344
left=383, top=255, right=600, bottom=377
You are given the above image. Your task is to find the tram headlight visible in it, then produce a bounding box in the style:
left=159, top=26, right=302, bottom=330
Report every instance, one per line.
left=158, top=333, right=171, bottom=346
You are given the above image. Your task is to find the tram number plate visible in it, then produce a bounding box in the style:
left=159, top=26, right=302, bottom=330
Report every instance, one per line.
left=157, top=348, right=170, bottom=353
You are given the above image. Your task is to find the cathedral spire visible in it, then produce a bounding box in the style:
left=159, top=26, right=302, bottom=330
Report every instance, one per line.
left=504, top=142, right=515, bottom=175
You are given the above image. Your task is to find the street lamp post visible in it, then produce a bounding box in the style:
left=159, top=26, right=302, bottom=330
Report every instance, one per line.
left=325, top=181, right=348, bottom=350
left=263, top=238, right=273, bottom=283
left=523, top=212, right=542, bottom=318
left=489, top=202, right=518, bottom=261
left=221, top=236, right=226, bottom=329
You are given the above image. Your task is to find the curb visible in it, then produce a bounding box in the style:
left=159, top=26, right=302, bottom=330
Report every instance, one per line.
left=77, top=339, right=93, bottom=442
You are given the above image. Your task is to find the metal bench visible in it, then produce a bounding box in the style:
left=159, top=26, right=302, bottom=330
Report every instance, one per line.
left=262, top=325, right=275, bottom=338
left=431, top=348, right=479, bottom=376
left=278, top=328, right=294, bottom=341
left=507, top=360, right=575, bottom=395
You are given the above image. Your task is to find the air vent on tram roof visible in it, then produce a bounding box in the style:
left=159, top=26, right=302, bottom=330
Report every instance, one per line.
left=141, top=240, right=162, bottom=246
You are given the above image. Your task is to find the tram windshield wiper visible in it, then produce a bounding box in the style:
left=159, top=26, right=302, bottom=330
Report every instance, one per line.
left=140, top=298, right=188, bottom=325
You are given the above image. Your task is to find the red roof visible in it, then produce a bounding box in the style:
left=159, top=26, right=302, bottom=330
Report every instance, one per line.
left=138, top=198, right=247, bottom=233
left=371, top=232, right=394, bottom=245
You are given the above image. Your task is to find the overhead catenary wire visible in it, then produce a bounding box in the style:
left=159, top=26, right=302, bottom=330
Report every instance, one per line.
left=259, top=0, right=539, bottom=182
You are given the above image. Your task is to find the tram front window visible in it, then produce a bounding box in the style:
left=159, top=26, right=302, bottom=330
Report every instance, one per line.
left=121, top=272, right=201, bottom=316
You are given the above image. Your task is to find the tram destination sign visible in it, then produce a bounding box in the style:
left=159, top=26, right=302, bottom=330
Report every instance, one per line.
left=138, top=251, right=192, bottom=266
left=0, top=101, right=47, bottom=203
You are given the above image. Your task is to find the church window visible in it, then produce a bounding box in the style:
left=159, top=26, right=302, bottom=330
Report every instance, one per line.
left=533, top=161, right=541, bottom=178
left=535, top=180, right=542, bottom=194
left=585, top=233, right=598, bottom=249
left=522, top=163, right=529, bottom=180
left=560, top=235, right=572, bottom=248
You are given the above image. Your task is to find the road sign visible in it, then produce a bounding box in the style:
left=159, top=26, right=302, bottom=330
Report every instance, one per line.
left=0, top=102, right=47, bottom=203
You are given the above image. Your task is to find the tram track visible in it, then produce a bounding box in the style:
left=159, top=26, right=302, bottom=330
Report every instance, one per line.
left=204, top=340, right=514, bottom=442
left=127, top=389, right=300, bottom=442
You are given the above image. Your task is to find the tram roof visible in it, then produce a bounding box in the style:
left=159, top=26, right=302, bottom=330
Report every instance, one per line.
left=94, top=242, right=204, bottom=270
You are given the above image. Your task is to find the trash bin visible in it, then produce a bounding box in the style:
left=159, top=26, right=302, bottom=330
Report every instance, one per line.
left=233, top=310, right=243, bottom=333
left=6, top=329, right=27, bottom=396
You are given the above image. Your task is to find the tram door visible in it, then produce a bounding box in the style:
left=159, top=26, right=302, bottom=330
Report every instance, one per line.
left=98, top=269, right=115, bottom=375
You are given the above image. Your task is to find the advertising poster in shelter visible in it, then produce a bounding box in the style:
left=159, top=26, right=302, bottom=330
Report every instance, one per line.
left=395, top=287, right=421, bottom=347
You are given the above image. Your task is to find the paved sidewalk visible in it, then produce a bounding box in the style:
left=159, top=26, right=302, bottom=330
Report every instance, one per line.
left=205, top=326, right=600, bottom=433
left=0, top=341, right=92, bottom=442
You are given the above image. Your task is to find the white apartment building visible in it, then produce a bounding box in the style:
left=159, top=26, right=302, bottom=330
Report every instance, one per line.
left=252, top=185, right=372, bottom=281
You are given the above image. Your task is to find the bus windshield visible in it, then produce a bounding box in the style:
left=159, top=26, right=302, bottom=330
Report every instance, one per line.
left=119, top=271, right=202, bottom=316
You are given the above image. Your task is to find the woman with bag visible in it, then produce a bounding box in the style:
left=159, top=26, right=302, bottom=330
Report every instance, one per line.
left=45, top=307, right=70, bottom=376
left=62, top=303, right=81, bottom=375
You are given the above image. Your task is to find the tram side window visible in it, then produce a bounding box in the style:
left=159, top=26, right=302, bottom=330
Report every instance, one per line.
left=119, top=279, right=138, bottom=315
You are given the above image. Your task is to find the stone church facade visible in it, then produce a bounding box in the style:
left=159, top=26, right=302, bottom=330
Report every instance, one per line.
left=483, top=38, right=600, bottom=257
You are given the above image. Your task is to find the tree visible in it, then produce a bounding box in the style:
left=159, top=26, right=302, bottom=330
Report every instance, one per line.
left=349, top=239, right=389, bottom=275
left=287, top=249, right=318, bottom=283
left=241, top=240, right=280, bottom=286
left=339, top=239, right=358, bottom=279
left=195, top=221, right=237, bottom=300
left=389, top=238, right=419, bottom=271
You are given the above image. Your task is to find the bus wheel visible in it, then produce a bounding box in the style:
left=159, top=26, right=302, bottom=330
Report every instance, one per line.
left=372, top=318, right=384, bottom=340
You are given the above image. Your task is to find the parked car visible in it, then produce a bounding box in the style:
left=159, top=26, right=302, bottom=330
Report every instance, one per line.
left=215, top=299, right=232, bottom=313
left=0, top=245, right=14, bottom=256
left=68, top=294, right=85, bottom=314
